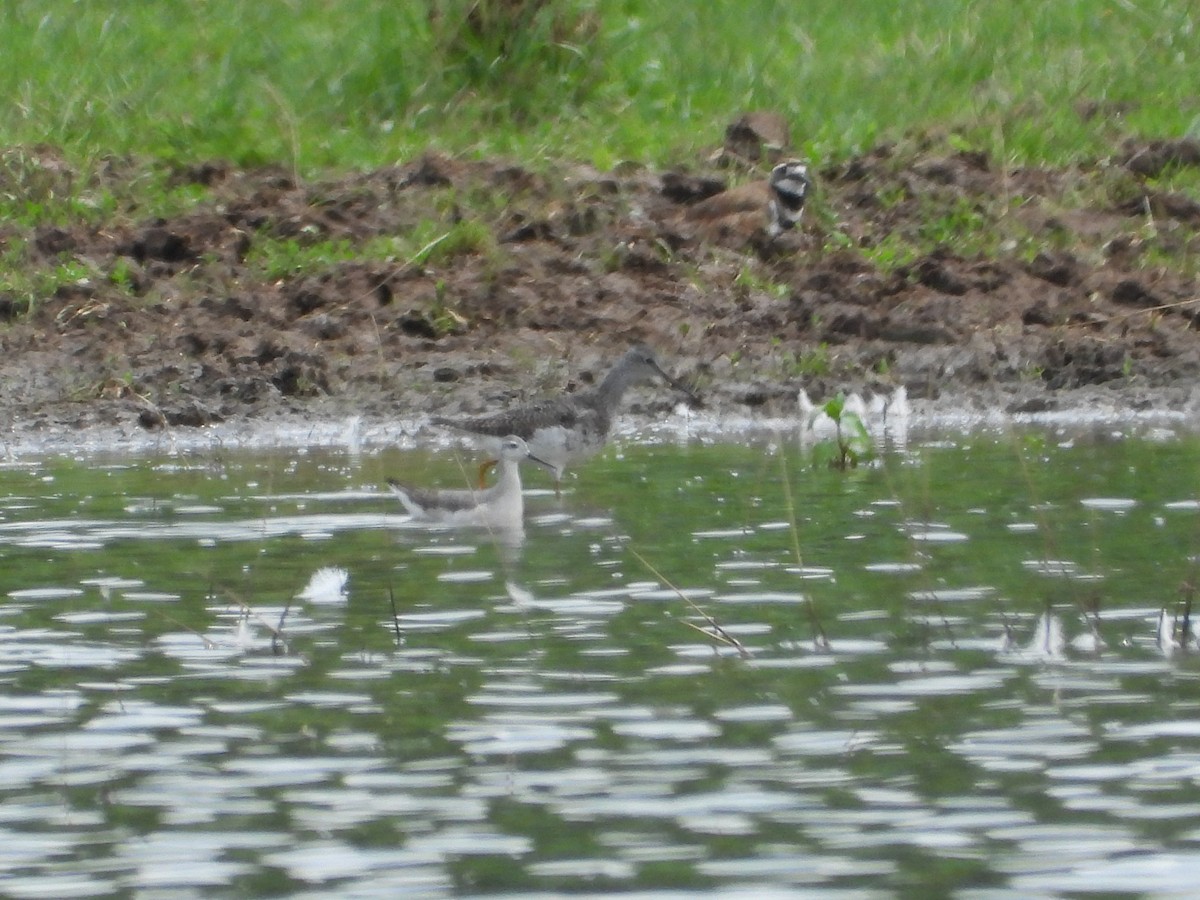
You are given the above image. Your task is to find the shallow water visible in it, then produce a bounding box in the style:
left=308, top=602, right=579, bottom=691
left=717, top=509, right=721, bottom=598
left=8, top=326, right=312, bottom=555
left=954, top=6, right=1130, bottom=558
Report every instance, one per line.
left=2, top=419, right=1200, bottom=897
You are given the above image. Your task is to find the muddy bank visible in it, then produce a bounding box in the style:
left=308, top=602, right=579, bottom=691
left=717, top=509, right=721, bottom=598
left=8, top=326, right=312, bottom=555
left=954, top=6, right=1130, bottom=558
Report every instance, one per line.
left=2, top=134, right=1199, bottom=450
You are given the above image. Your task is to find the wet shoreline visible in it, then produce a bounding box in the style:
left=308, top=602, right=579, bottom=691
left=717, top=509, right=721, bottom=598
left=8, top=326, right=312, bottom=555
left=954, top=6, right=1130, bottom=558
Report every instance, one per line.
left=5, top=383, right=1196, bottom=459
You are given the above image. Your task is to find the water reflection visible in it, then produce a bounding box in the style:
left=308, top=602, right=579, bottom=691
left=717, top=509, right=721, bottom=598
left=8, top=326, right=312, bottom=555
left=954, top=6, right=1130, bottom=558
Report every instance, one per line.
left=1, top=429, right=1200, bottom=894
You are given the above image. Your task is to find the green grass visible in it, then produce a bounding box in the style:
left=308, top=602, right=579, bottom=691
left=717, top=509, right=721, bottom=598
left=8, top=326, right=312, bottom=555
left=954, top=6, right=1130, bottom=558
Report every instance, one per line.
left=246, top=218, right=497, bottom=281
left=247, top=236, right=393, bottom=281
left=0, top=239, right=107, bottom=318
left=776, top=342, right=833, bottom=379
left=2, top=0, right=1198, bottom=174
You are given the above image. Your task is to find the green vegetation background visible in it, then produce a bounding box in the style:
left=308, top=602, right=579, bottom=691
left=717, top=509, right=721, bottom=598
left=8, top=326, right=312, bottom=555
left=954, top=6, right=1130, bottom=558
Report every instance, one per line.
left=3, top=0, right=1197, bottom=172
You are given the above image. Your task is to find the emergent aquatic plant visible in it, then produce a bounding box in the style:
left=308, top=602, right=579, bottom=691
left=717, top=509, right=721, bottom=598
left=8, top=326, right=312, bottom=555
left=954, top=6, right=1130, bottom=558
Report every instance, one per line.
left=810, top=392, right=875, bottom=471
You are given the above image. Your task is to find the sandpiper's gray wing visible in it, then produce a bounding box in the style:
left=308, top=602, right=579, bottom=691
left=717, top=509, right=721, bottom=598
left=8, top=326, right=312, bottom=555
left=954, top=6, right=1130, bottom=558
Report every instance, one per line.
left=431, top=394, right=587, bottom=439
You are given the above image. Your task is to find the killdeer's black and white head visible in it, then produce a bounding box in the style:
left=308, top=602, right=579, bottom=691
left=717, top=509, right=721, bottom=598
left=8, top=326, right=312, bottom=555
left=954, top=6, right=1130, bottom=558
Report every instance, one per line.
left=766, top=160, right=811, bottom=239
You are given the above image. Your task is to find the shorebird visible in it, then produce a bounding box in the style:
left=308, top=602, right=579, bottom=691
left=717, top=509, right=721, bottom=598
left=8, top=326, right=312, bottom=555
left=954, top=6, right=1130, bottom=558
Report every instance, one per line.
left=685, top=159, right=811, bottom=244
left=429, top=345, right=698, bottom=491
left=386, top=435, right=546, bottom=529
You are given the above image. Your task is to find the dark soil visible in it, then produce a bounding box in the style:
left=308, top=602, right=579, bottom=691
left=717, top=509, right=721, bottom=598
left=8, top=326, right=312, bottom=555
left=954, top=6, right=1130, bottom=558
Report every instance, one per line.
left=3, top=134, right=1200, bottom=445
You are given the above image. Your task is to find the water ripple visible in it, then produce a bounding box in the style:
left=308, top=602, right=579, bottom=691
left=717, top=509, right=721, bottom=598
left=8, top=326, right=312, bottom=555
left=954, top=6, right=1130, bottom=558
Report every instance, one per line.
left=1, top=434, right=1199, bottom=895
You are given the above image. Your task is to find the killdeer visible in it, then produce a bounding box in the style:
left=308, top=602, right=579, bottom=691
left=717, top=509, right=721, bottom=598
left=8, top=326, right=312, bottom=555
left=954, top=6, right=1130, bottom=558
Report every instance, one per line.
left=684, top=160, right=811, bottom=244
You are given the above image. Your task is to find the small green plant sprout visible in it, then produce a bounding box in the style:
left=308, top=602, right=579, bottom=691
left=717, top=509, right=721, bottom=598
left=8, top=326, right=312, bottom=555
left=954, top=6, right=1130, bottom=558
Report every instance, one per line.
left=430, top=278, right=468, bottom=333
left=733, top=265, right=788, bottom=299
left=808, top=392, right=875, bottom=470
left=862, top=233, right=917, bottom=272
left=793, top=343, right=831, bottom=377
left=821, top=228, right=856, bottom=253
left=108, top=257, right=138, bottom=294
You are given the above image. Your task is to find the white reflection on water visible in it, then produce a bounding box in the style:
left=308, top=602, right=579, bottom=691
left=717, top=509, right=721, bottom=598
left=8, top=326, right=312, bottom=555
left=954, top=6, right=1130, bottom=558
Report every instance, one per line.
left=0, top=512, right=407, bottom=547
left=1080, top=497, right=1138, bottom=512
left=263, top=840, right=448, bottom=887
left=296, top=566, right=349, bottom=604
left=1009, top=850, right=1200, bottom=895
left=1004, top=612, right=1066, bottom=659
